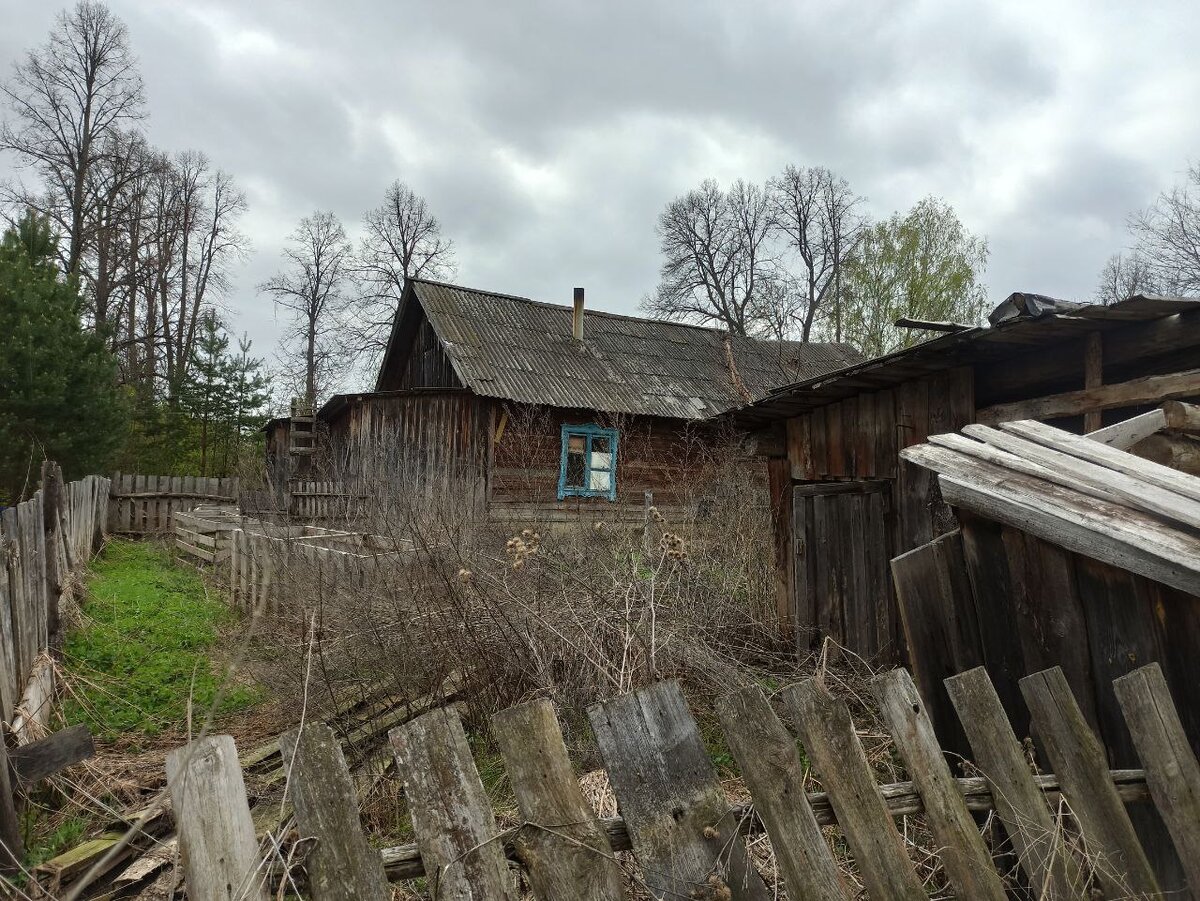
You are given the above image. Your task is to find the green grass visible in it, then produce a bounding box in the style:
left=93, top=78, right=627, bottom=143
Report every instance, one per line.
left=20, top=811, right=89, bottom=870
left=63, top=539, right=259, bottom=739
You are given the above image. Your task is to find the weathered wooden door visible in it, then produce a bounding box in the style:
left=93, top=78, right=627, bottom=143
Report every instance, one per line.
left=793, top=481, right=895, bottom=659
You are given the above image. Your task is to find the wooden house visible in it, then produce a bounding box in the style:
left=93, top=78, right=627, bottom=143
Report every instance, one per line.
left=272, top=279, right=861, bottom=525
left=731, top=293, right=1200, bottom=659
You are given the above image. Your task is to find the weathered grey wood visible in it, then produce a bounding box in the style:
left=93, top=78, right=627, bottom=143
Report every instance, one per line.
left=1083, top=331, right=1104, bottom=432
left=588, top=680, right=770, bottom=901
left=1164, top=399, right=1200, bottom=432
left=872, top=668, right=1007, bottom=899
left=165, top=735, right=267, bottom=901
left=491, top=699, right=622, bottom=901
left=0, top=727, right=23, bottom=875
left=390, top=706, right=517, bottom=901
left=1087, top=407, right=1168, bottom=448
left=945, top=667, right=1087, bottom=899
left=715, top=686, right=846, bottom=901
left=780, top=678, right=925, bottom=900
left=976, top=366, right=1200, bottom=425
left=1020, top=667, right=1160, bottom=898
left=278, top=723, right=390, bottom=900
left=371, top=769, right=1154, bottom=881
left=9, top=724, right=94, bottom=786
left=1113, top=663, right=1200, bottom=890
left=953, top=423, right=1200, bottom=530
left=0, top=549, right=16, bottom=722
left=1001, top=418, right=1200, bottom=505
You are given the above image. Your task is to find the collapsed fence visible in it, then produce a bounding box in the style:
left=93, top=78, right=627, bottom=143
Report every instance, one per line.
left=107, top=473, right=240, bottom=536
left=164, top=660, right=1196, bottom=900
left=0, top=465, right=109, bottom=873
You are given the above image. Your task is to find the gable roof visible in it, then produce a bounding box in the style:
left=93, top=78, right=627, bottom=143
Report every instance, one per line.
left=377, top=279, right=863, bottom=420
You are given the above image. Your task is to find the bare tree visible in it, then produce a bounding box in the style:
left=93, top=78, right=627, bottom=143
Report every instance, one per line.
left=260, top=211, right=354, bottom=404
left=1130, top=162, right=1200, bottom=295
left=0, top=1, right=145, bottom=279
left=644, top=178, right=775, bottom=336
left=1095, top=252, right=1157, bottom=305
left=353, top=180, right=455, bottom=358
left=769, top=165, right=865, bottom=341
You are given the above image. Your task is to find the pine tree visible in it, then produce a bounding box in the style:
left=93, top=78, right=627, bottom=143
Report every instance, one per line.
left=0, top=211, right=128, bottom=503
left=178, top=311, right=234, bottom=477
left=225, top=333, right=271, bottom=474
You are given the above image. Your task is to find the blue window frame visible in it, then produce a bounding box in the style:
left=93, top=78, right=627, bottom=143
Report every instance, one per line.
left=558, top=424, right=619, bottom=501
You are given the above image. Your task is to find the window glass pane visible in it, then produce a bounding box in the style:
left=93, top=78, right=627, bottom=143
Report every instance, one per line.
left=567, top=435, right=586, bottom=453
left=589, top=469, right=612, bottom=491
left=590, top=450, right=611, bottom=473
left=565, top=447, right=586, bottom=487
left=591, top=436, right=611, bottom=455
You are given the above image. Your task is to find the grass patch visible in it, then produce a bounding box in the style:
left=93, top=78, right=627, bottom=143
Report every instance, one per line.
left=63, top=539, right=259, bottom=738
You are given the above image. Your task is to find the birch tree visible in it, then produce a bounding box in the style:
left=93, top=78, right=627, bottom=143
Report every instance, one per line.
left=1129, top=162, right=1200, bottom=295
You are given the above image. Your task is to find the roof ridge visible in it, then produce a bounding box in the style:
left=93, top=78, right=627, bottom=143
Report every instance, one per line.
left=409, top=278, right=850, bottom=348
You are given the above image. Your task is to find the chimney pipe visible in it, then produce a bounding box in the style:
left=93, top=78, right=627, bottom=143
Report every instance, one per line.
left=572, top=287, right=585, bottom=341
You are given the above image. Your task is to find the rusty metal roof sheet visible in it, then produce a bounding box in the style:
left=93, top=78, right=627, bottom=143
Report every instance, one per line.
left=401, top=280, right=863, bottom=419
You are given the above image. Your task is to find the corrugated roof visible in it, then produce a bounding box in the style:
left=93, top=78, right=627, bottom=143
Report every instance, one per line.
left=731, top=294, right=1200, bottom=426
left=387, top=280, right=863, bottom=420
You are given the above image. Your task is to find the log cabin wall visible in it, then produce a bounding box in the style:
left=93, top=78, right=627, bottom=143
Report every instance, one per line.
left=489, top=403, right=764, bottom=525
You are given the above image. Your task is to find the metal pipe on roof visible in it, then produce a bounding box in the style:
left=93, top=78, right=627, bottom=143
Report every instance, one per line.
left=573, top=287, right=585, bottom=341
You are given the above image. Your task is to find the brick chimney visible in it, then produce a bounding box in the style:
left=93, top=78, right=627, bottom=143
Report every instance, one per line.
left=572, top=287, right=585, bottom=340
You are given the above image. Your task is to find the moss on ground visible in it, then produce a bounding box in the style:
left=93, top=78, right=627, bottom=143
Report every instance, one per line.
left=62, top=539, right=259, bottom=739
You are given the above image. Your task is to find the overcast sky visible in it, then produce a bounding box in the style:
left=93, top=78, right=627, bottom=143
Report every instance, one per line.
left=2, top=0, right=1198, bottom=388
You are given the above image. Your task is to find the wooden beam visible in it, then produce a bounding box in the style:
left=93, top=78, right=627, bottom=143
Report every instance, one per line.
left=1083, top=332, right=1104, bottom=431
left=9, top=725, right=94, bottom=787
left=976, top=367, right=1200, bottom=425
left=1164, top=400, right=1200, bottom=432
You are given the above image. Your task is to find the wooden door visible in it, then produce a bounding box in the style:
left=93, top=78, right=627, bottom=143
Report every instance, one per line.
left=793, top=481, right=896, bottom=660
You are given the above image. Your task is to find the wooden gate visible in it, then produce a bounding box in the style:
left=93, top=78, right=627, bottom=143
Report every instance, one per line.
left=793, top=481, right=895, bottom=658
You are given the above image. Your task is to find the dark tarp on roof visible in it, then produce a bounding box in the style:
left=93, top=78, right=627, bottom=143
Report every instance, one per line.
left=378, top=280, right=863, bottom=420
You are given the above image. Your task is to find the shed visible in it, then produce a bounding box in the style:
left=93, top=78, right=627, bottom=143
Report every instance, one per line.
left=729, top=294, right=1200, bottom=659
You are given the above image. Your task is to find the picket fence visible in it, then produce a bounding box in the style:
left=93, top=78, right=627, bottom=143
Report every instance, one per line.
left=166, top=661, right=1198, bottom=900
left=107, top=473, right=239, bottom=535
left=1, top=466, right=108, bottom=873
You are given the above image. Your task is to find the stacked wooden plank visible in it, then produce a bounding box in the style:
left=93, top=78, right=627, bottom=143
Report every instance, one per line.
left=107, top=474, right=239, bottom=535
left=901, top=419, right=1200, bottom=596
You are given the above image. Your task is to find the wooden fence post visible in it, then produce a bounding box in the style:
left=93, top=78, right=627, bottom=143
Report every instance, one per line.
left=588, top=680, right=770, bottom=901
left=278, top=723, right=390, bottom=900
left=780, top=678, right=926, bottom=900
left=1113, top=663, right=1200, bottom=890
left=872, top=668, right=1006, bottom=900
left=0, top=730, right=24, bottom=877
left=714, top=686, right=845, bottom=901
left=944, top=666, right=1086, bottom=899
left=390, top=706, right=517, bottom=901
left=491, top=699, right=623, bottom=901
left=165, top=735, right=267, bottom=901
left=1020, top=666, right=1160, bottom=897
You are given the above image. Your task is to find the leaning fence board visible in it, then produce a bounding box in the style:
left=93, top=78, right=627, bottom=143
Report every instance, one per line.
left=491, top=699, right=623, bottom=901
left=165, top=735, right=267, bottom=901
left=390, top=706, right=517, bottom=901
left=1020, top=667, right=1160, bottom=897
left=278, top=723, right=390, bottom=901
left=872, top=668, right=1007, bottom=900
left=944, top=667, right=1086, bottom=899
left=781, top=678, right=926, bottom=900
left=0, top=731, right=23, bottom=875
left=1113, top=663, right=1200, bottom=889
left=589, top=681, right=771, bottom=901
left=714, top=686, right=846, bottom=901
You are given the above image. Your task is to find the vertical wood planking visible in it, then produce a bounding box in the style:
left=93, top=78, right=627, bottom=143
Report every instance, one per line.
left=1020, top=667, right=1160, bottom=897
left=1084, top=332, right=1103, bottom=433
left=0, top=725, right=23, bottom=875
left=165, top=735, right=267, bottom=901
left=278, top=723, right=390, bottom=900
left=944, top=667, right=1086, bottom=899
left=0, top=548, right=15, bottom=720
left=589, top=681, right=770, bottom=901
left=715, top=687, right=846, bottom=901
left=825, top=404, right=845, bottom=477
left=793, top=490, right=816, bottom=647
left=780, top=678, right=925, bottom=900
left=875, top=388, right=897, bottom=480
left=871, top=668, right=1007, bottom=900
left=1113, top=663, right=1200, bottom=889
left=390, top=707, right=517, bottom=901
left=491, top=699, right=623, bottom=901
